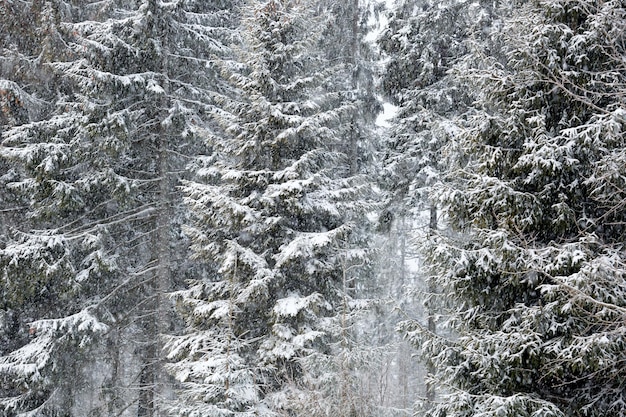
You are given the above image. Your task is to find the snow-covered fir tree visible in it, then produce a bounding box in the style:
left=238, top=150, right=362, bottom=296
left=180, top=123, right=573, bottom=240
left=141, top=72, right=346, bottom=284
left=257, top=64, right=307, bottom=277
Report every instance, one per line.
left=404, top=0, right=626, bottom=415
left=0, top=2, right=107, bottom=414
left=0, top=0, right=51, bottom=271
left=318, top=0, right=380, bottom=176
left=166, top=0, right=376, bottom=415
left=379, top=0, right=486, bottom=211
left=0, top=0, right=238, bottom=415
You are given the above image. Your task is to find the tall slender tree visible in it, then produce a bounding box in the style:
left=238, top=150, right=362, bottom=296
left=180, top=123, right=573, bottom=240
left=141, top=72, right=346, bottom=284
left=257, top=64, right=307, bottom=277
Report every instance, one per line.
left=166, top=1, right=376, bottom=415
left=0, top=0, right=238, bottom=415
left=312, top=1, right=388, bottom=416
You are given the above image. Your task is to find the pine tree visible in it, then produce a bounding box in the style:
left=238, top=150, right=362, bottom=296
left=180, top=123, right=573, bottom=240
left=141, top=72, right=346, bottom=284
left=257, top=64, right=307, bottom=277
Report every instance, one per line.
left=167, top=1, right=376, bottom=415
left=405, top=0, right=626, bottom=415
left=0, top=0, right=237, bottom=415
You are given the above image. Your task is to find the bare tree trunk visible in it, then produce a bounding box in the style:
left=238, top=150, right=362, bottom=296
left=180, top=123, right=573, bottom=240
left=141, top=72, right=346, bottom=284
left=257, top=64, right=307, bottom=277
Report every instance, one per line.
left=348, top=0, right=360, bottom=176
left=138, top=3, right=171, bottom=413
left=138, top=143, right=171, bottom=416
left=425, top=205, right=437, bottom=405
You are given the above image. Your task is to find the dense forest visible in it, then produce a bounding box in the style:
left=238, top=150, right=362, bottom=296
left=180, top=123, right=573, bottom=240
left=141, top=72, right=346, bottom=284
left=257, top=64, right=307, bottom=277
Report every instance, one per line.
left=0, top=0, right=624, bottom=416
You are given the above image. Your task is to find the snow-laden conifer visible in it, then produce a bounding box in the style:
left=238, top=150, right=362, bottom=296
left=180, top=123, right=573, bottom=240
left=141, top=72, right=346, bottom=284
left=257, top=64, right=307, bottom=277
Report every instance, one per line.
left=407, top=1, right=626, bottom=416
left=0, top=0, right=238, bottom=414
left=376, top=0, right=497, bottom=410
left=168, top=1, right=376, bottom=415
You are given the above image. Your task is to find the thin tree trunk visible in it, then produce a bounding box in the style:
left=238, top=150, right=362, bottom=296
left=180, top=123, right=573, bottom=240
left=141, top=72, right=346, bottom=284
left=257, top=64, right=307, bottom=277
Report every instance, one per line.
left=138, top=3, right=171, bottom=413
left=425, top=205, right=437, bottom=405
left=138, top=144, right=171, bottom=417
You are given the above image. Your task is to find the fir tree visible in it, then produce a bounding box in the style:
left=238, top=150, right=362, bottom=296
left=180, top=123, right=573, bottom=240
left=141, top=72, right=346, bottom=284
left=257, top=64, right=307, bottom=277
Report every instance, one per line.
left=0, top=0, right=237, bottom=415
left=405, top=0, right=626, bottom=415
left=167, top=1, right=376, bottom=415
left=377, top=0, right=495, bottom=410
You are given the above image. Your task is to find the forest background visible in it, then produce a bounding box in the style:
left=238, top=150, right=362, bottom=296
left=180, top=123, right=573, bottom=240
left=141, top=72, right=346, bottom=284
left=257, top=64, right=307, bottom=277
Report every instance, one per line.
left=0, top=0, right=624, bottom=416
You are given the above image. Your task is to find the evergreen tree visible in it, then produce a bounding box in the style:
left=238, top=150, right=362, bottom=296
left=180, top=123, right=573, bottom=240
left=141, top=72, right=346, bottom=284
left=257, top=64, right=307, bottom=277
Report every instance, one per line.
left=406, top=0, right=626, bottom=415
left=311, top=1, right=387, bottom=416
left=318, top=0, right=380, bottom=176
left=166, top=0, right=375, bottom=415
left=377, top=0, right=495, bottom=411
left=0, top=0, right=237, bottom=415
left=379, top=0, right=485, bottom=212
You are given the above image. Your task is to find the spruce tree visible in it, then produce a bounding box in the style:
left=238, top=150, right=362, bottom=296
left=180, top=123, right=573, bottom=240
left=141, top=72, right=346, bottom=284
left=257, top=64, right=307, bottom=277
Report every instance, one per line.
left=406, top=0, right=626, bottom=415
left=166, top=0, right=375, bottom=415
left=309, top=1, right=386, bottom=416
left=0, top=0, right=237, bottom=415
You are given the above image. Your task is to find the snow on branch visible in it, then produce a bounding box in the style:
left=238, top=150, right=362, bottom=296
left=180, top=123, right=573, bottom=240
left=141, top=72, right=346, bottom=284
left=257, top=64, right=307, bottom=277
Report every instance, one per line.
left=273, top=292, right=331, bottom=318
left=274, top=225, right=350, bottom=269
left=0, top=309, right=108, bottom=384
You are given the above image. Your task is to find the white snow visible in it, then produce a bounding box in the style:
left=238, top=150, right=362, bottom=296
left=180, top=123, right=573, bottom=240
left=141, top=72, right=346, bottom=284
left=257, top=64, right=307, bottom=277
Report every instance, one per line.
left=273, top=293, right=308, bottom=317
left=376, top=101, right=399, bottom=127
left=273, top=293, right=327, bottom=317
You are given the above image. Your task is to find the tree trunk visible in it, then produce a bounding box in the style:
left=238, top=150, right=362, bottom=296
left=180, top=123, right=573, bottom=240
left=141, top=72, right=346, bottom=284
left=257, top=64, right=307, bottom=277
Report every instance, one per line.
left=425, top=205, right=437, bottom=405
